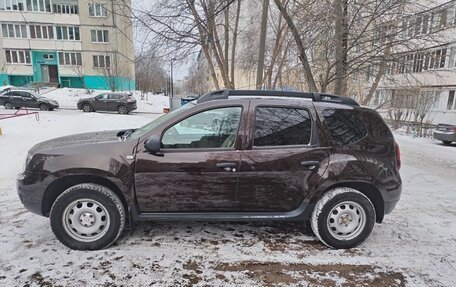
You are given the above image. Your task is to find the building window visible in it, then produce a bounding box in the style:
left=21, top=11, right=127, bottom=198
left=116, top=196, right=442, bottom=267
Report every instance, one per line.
left=53, top=3, right=78, bottom=14
left=93, top=55, right=111, bottom=68
left=447, top=90, right=455, bottom=110
left=1, top=23, right=27, bottom=38
left=90, top=29, right=109, bottom=43
left=24, top=0, right=50, bottom=12
left=449, top=46, right=456, bottom=69
left=29, top=25, right=54, bottom=39
left=5, top=49, right=31, bottom=64
left=0, top=0, right=26, bottom=10
left=58, top=52, right=82, bottom=66
left=88, top=2, right=107, bottom=17
left=56, top=26, right=80, bottom=40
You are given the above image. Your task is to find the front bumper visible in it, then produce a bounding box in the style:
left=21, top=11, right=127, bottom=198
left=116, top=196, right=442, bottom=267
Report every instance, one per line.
left=17, top=171, right=49, bottom=216
left=433, top=131, right=456, bottom=142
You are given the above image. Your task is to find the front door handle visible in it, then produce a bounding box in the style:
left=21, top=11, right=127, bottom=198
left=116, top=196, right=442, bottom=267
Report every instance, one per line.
left=216, top=162, right=238, bottom=172
left=300, top=161, right=320, bottom=169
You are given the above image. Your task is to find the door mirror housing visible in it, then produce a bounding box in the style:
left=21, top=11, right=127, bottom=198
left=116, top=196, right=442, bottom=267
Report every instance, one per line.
left=145, top=135, right=161, bottom=154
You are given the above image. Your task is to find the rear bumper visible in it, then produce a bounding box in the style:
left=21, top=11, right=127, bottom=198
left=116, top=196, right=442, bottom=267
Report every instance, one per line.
left=433, top=131, right=456, bottom=142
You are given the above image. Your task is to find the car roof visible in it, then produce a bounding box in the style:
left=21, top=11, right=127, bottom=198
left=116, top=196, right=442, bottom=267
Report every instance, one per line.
left=196, top=89, right=359, bottom=106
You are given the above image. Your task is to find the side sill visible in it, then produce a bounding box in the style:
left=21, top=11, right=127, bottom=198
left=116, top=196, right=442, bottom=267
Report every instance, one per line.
left=134, top=203, right=314, bottom=222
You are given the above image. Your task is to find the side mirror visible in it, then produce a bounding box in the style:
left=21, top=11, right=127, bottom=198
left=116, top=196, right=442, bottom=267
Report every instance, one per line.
left=144, top=135, right=161, bottom=155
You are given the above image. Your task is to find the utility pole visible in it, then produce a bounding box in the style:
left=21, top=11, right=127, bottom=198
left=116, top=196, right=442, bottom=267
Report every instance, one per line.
left=256, top=0, right=269, bottom=90
left=170, top=58, right=176, bottom=98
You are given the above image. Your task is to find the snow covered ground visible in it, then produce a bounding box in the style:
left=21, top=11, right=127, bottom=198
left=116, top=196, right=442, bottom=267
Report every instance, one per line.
left=0, top=98, right=455, bottom=286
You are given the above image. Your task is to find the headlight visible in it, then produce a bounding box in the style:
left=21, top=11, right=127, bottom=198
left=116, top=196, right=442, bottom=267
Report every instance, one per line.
left=24, top=152, right=32, bottom=170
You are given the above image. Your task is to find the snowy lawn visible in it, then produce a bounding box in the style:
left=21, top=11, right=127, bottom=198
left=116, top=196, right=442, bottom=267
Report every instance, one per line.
left=0, top=106, right=455, bottom=286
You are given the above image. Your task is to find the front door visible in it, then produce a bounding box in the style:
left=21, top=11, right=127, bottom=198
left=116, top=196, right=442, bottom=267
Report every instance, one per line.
left=48, top=65, right=58, bottom=83
left=236, top=103, right=329, bottom=212
left=41, top=65, right=50, bottom=83
left=134, top=105, right=245, bottom=212
left=93, top=94, right=109, bottom=110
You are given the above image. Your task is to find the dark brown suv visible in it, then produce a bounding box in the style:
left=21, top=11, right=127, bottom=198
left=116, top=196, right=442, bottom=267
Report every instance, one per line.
left=17, top=90, right=402, bottom=250
left=77, top=92, right=137, bottom=114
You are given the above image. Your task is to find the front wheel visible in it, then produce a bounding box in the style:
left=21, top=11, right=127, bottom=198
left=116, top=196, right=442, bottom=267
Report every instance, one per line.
left=82, top=104, right=93, bottom=112
left=311, top=188, right=375, bottom=249
left=50, top=184, right=125, bottom=250
left=39, top=104, right=49, bottom=111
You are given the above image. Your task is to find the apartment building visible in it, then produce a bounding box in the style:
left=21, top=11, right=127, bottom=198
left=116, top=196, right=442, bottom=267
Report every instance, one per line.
left=0, top=0, right=135, bottom=91
left=371, top=0, right=456, bottom=124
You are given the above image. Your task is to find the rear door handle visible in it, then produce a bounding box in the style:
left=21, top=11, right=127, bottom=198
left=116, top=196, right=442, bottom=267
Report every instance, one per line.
left=300, top=161, right=320, bottom=169
left=216, top=162, right=238, bottom=172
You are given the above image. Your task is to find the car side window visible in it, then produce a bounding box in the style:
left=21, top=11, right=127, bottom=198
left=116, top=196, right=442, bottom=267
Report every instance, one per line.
left=20, top=92, right=32, bottom=98
left=162, top=107, right=242, bottom=149
left=108, top=94, right=122, bottom=100
left=96, top=94, right=108, bottom=100
left=254, top=107, right=312, bottom=147
left=323, top=109, right=367, bottom=146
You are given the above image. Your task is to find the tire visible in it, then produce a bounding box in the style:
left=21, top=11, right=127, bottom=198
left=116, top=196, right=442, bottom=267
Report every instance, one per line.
left=82, top=104, right=92, bottom=112
left=442, top=141, right=452, bottom=145
left=50, top=184, right=125, bottom=250
left=117, top=105, right=128, bottom=114
left=49, top=108, right=54, bottom=111
left=40, top=104, right=49, bottom=111
left=311, top=187, right=376, bottom=249
left=4, top=102, right=13, bottom=109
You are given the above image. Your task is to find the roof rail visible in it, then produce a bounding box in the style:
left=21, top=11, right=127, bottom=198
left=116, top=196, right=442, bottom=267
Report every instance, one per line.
left=196, top=89, right=359, bottom=106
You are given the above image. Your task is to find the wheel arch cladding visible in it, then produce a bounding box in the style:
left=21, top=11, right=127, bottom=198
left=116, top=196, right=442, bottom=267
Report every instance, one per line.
left=42, top=175, right=129, bottom=217
left=316, top=182, right=384, bottom=223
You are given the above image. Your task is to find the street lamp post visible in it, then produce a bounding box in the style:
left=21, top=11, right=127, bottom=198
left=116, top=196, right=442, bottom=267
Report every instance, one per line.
left=170, top=58, right=176, bottom=98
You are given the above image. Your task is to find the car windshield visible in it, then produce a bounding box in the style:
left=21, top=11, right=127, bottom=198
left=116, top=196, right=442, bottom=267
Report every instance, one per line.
left=129, top=101, right=196, bottom=140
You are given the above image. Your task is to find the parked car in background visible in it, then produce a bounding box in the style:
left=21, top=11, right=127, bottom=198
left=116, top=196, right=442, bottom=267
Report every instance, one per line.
left=0, top=85, right=15, bottom=95
left=77, top=92, right=137, bottom=114
left=0, top=90, right=59, bottom=111
left=433, top=123, right=456, bottom=145
left=18, top=89, right=402, bottom=250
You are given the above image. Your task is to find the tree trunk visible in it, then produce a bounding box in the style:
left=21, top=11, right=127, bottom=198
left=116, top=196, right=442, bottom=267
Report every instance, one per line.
left=273, top=0, right=318, bottom=92
left=256, top=0, right=269, bottom=89
left=334, top=0, right=348, bottom=95
left=187, top=1, right=220, bottom=89
left=230, top=0, right=241, bottom=88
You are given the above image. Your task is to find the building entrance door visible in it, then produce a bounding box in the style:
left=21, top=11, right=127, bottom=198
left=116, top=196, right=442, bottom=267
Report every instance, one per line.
left=48, top=65, right=58, bottom=83
left=41, top=65, right=50, bottom=83
left=41, top=65, right=58, bottom=84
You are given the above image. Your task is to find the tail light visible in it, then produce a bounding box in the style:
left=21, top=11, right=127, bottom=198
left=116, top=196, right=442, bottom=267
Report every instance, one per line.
left=127, top=96, right=135, bottom=103
left=453, top=127, right=456, bottom=132
left=394, top=142, right=401, bottom=170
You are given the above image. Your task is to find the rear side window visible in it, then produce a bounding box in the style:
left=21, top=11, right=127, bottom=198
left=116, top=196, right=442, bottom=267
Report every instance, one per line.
left=109, top=94, right=123, bottom=100
left=254, top=107, right=311, bottom=147
left=323, top=109, right=367, bottom=146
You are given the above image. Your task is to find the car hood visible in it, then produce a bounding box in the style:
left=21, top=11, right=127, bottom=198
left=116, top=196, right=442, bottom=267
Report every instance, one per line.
left=78, top=97, right=93, bottom=102
left=29, top=130, right=122, bottom=155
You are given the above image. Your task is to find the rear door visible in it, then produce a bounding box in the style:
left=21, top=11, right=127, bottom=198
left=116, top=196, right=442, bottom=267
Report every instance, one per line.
left=107, top=94, right=122, bottom=110
left=235, top=100, right=330, bottom=212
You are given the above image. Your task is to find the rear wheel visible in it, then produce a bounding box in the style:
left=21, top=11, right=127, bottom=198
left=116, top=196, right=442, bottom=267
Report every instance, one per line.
left=117, top=105, right=128, bottom=114
left=311, top=187, right=375, bottom=249
left=39, top=104, right=49, bottom=111
left=82, top=104, right=92, bottom=112
left=50, top=183, right=125, bottom=250
left=4, top=102, right=13, bottom=109
left=442, top=141, right=452, bottom=145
